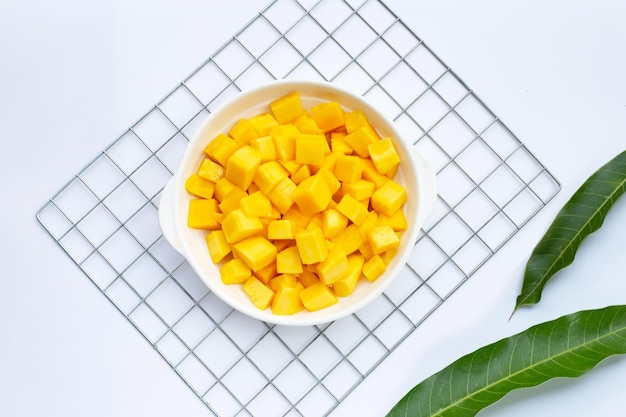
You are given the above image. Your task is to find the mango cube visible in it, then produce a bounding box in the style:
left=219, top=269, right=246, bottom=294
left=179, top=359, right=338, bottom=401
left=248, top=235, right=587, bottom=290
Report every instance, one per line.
left=225, top=145, right=262, bottom=190
left=214, top=178, right=238, bottom=202
left=334, top=154, right=363, bottom=184
left=253, top=161, right=289, bottom=195
left=370, top=179, right=407, bottom=216
left=250, top=135, right=277, bottom=162
left=270, top=124, right=298, bottom=161
left=229, top=118, right=259, bottom=146
left=293, top=174, right=332, bottom=216
left=315, top=246, right=348, bottom=285
left=220, top=258, right=251, bottom=285
left=293, top=111, right=323, bottom=134
left=341, top=179, right=375, bottom=201
left=294, top=133, right=327, bottom=166
left=187, top=199, right=221, bottom=230
left=298, top=270, right=321, bottom=287
left=321, top=208, right=348, bottom=239
left=272, top=285, right=304, bottom=315
left=218, top=186, right=248, bottom=213
left=205, top=230, right=231, bottom=263
left=366, top=225, right=400, bottom=255
left=317, top=167, right=341, bottom=195
left=336, top=194, right=369, bottom=226
left=221, top=208, right=264, bottom=243
left=240, top=191, right=273, bottom=218
left=299, top=283, right=338, bottom=312
left=295, top=227, right=328, bottom=265
left=267, top=219, right=296, bottom=240
left=185, top=174, right=215, bottom=199
left=343, top=124, right=379, bottom=157
left=253, top=262, right=278, bottom=285
left=270, top=91, right=303, bottom=124
left=362, top=255, right=386, bottom=282
left=249, top=113, right=279, bottom=136
left=204, top=133, right=239, bottom=167
left=243, top=276, right=275, bottom=310
left=344, top=110, right=369, bottom=133
left=368, top=138, right=400, bottom=175
left=311, top=101, right=345, bottom=132
left=276, top=246, right=303, bottom=275
left=333, top=254, right=365, bottom=297
left=290, top=164, right=311, bottom=185
left=378, top=209, right=408, bottom=231
left=331, top=132, right=353, bottom=154
left=233, top=236, right=277, bottom=272
left=267, top=177, right=297, bottom=214
left=197, top=158, right=225, bottom=183
left=331, top=224, right=365, bottom=255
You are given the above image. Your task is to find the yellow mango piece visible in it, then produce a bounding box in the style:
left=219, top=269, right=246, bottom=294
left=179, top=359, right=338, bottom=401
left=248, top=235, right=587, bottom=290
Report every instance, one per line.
left=311, top=101, right=345, bottom=132
left=293, top=174, right=332, bottom=216
left=293, top=111, right=323, bottom=134
left=248, top=112, right=279, bottom=136
left=362, top=163, right=389, bottom=189
left=282, top=206, right=311, bottom=230
left=368, top=138, right=401, bottom=175
left=218, top=186, right=248, bottom=213
left=322, top=208, right=348, bottom=239
left=341, top=179, right=375, bottom=201
left=267, top=176, right=297, bottom=214
left=240, top=191, right=273, bottom=218
left=233, top=235, right=278, bottom=272
left=362, top=254, right=386, bottom=282
left=317, top=167, right=341, bottom=195
left=185, top=174, right=215, bottom=199
left=214, top=178, right=238, bottom=202
left=306, top=212, right=323, bottom=231
left=267, top=219, right=296, bottom=240
left=205, top=230, right=232, bottom=264
left=357, top=211, right=379, bottom=240
left=299, top=283, right=338, bottom=312
left=317, top=151, right=339, bottom=174
left=197, top=158, right=225, bottom=183
left=203, top=133, right=239, bottom=167
left=250, top=135, right=277, bottom=162
left=344, top=110, right=369, bottom=133
left=270, top=124, right=299, bottom=161
left=378, top=209, right=408, bottom=231
left=365, top=225, right=400, bottom=255
left=334, top=154, right=363, bottom=184
left=331, top=224, right=365, bottom=255
left=315, top=246, right=348, bottom=285
left=221, top=208, right=264, bottom=244
left=279, top=159, right=302, bottom=176
left=276, top=246, right=304, bottom=275
left=343, top=124, right=379, bottom=157
left=333, top=254, right=365, bottom=297
left=295, top=227, right=328, bottom=265
left=294, top=133, right=327, bottom=166
left=298, top=270, right=321, bottom=287
left=225, top=145, right=262, bottom=190
left=290, top=164, right=311, bottom=185
left=253, top=262, right=278, bottom=285
left=269, top=273, right=298, bottom=292
left=187, top=199, right=221, bottom=230
left=270, top=91, right=303, bottom=124
left=253, top=160, right=289, bottom=195
left=370, top=179, right=408, bottom=217
left=336, top=194, right=369, bottom=226
left=358, top=242, right=374, bottom=261
left=229, top=118, right=259, bottom=146
left=331, top=132, right=353, bottom=154
left=243, top=276, right=275, bottom=310
left=272, top=285, right=304, bottom=315
left=220, top=258, right=251, bottom=285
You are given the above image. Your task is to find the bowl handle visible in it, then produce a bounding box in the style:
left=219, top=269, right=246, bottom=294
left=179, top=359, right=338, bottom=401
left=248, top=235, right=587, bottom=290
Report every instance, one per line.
left=158, top=177, right=184, bottom=254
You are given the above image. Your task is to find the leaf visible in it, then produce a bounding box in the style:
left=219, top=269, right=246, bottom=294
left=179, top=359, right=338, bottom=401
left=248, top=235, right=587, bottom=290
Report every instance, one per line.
left=515, top=150, right=626, bottom=311
left=386, top=305, right=626, bottom=417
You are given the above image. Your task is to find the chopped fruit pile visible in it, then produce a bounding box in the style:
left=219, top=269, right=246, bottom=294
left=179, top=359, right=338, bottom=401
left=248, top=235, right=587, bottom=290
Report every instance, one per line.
left=186, top=91, right=408, bottom=315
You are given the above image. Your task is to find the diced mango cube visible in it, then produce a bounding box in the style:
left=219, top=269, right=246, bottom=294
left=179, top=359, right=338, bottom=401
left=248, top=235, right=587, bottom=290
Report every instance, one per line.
left=368, top=138, right=401, bottom=175
left=185, top=174, right=215, bottom=199
left=336, top=194, right=369, bottom=226
left=298, top=270, right=321, bottom=287
left=295, top=227, right=328, bottom=265
left=221, top=208, right=264, bottom=243
left=240, top=191, right=273, bottom=218
left=218, top=186, right=248, bottom=213
left=187, top=199, right=221, bottom=230
left=267, top=219, right=296, bottom=240
left=331, top=132, right=353, bottom=154
left=365, top=225, right=400, bottom=255
left=293, top=174, right=332, bottom=216
left=225, top=145, right=262, bottom=190
left=293, top=111, right=323, bottom=134
left=343, top=124, right=379, bottom=157
left=315, top=246, right=348, bottom=285
left=378, top=209, right=408, bottom=231
left=272, top=285, right=304, bottom=315
left=253, top=262, right=278, bottom=285
left=270, top=124, right=299, bottom=161
left=220, top=258, right=251, bottom=285
left=341, top=179, right=375, bottom=201
left=370, top=179, right=407, bottom=216
left=233, top=236, right=277, bottom=272
left=267, top=176, right=297, bottom=214
left=317, top=167, right=341, bottom=195
left=248, top=113, right=279, bottom=136
left=197, top=158, right=225, bottom=183
left=269, top=274, right=298, bottom=292
left=276, top=246, right=304, bottom=275
left=311, top=101, right=345, bottom=132
left=290, top=164, right=311, bottom=185
left=322, top=208, right=348, bottom=239
left=331, top=224, right=365, bottom=255
left=204, top=133, right=239, bottom=167
left=294, top=133, right=327, bottom=166
left=205, top=230, right=231, bottom=263
left=282, top=206, right=311, bottom=230
left=270, top=91, right=303, bottom=124
left=362, top=255, right=386, bottom=282
left=344, top=110, right=369, bottom=133
left=299, top=283, right=338, bottom=312
left=362, top=163, right=389, bottom=189
left=333, top=254, right=364, bottom=297
left=334, top=154, right=363, bottom=184
left=243, top=276, right=274, bottom=310
left=229, top=118, right=259, bottom=146
left=214, top=178, right=238, bottom=202
left=250, top=135, right=277, bottom=162
left=253, top=161, right=289, bottom=195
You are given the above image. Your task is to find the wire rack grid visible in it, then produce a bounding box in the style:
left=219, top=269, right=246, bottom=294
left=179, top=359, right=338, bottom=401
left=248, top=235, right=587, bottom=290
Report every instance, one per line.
left=37, top=0, right=560, bottom=416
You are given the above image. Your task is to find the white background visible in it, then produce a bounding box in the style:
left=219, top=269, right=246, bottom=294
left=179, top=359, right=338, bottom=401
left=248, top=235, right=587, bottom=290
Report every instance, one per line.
left=2, top=0, right=626, bottom=416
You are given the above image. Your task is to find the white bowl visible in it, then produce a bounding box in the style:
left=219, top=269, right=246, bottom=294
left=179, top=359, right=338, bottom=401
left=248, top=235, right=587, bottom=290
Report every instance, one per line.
left=158, top=80, right=437, bottom=326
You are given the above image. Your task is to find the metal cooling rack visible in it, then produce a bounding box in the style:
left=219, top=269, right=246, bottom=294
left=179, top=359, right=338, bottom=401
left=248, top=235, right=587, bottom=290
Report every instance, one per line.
left=37, top=0, right=560, bottom=415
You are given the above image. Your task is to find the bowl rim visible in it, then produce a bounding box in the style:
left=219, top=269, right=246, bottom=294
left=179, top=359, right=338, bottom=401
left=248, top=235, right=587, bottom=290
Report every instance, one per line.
left=159, top=79, right=437, bottom=326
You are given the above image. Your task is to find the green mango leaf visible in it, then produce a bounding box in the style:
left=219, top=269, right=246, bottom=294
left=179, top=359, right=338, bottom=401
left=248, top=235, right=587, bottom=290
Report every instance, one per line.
left=515, top=150, right=626, bottom=311
left=386, top=305, right=626, bottom=417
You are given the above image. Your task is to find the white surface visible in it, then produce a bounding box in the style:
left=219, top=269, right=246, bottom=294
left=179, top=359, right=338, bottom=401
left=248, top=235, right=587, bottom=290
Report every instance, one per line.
left=1, top=0, right=625, bottom=416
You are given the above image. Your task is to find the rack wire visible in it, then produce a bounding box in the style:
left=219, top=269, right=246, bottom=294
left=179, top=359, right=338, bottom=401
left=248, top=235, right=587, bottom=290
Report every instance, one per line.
left=36, top=0, right=560, bottom=415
